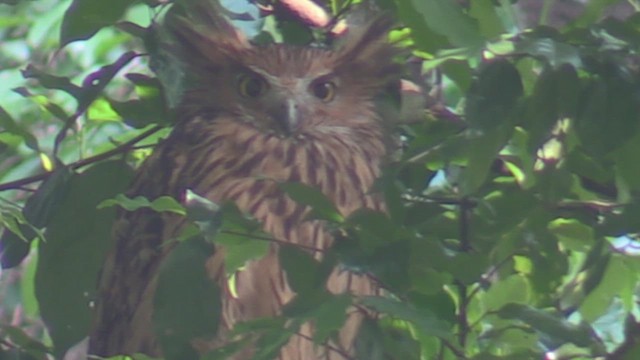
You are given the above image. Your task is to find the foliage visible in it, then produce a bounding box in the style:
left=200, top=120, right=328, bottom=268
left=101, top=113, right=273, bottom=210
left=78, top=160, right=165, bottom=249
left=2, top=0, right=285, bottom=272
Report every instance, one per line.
left=1, top=0, right=640, bottom=359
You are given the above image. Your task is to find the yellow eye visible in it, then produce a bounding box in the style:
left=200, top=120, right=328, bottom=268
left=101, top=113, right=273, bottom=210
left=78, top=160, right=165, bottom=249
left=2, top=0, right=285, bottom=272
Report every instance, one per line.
left=238, top=74, right=267, bottom=98
left=311, top=81, right=336, bottom=102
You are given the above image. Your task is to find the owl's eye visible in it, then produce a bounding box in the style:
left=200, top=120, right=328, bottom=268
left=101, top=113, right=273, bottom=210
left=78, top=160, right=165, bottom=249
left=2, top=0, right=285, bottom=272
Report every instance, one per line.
left=310, top=81, right=336, bottom=102
left=238, top=74, right=267, bottom=98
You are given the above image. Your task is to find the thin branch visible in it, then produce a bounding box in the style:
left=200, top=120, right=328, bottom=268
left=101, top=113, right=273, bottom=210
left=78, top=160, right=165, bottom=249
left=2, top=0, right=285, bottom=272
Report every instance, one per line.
left=441, top=338, right=468, bottom=359
left=456, top=197, right=473, bottom=349
left=0, top=125, right=163, bottom=192
left=402, top=193, right=478, bottom=207
left=294, top=330, right=354, bottom=360
left=220, top=229, right=325, bottom=253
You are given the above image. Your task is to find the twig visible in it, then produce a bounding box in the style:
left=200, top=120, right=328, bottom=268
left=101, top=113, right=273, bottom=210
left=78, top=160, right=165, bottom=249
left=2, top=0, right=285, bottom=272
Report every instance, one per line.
left=294, top=330, right=354, bottom=360
left=220, top=229, right=325, bottom=253
left=456, top=197, right=473, bottom=348
left=0, top=125, right=163, bottom=192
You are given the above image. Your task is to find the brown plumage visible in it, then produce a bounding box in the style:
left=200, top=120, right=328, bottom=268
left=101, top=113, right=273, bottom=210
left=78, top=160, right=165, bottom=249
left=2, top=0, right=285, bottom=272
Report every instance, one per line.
left=89, top=2, right=401, bottom=359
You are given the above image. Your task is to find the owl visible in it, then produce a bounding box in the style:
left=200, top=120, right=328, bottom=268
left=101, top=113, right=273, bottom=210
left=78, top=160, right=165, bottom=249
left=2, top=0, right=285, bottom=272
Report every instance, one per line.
left=88, top=2, right=402, bottom=359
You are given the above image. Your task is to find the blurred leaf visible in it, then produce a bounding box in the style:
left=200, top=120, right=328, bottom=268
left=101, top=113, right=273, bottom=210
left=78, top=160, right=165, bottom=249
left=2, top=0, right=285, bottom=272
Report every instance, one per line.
left=575, top=75, right=639, bottom=156
left=497, top=303, right=596, bottom=347
left=86, top=97, right=121, bottom=122
left=213, top=203, right=269, bottom=275
left=523, top=64, right=580, bottom=151
left=312, top=294, right=351, bottom=344
left=153, top=237, right=219, bottom=360
left=579, top=255, right=634, bottom=323
left=482, top=274, right=531, bottom=313
left=0, top=324, right=49, bottom=356
left=469, top=0, right=503, bottom=39
left=109, top=96, right=171, bottom=128
left=516, top=36, right=582, bottom=68
left=60, top=0, right=136, bottom=46
left=613, top=132, right=640, bottom=191
left=409, top=0, right=483, bottom=48
left=548, top=218, right=594, bottom=252
left=0, top=224, right=35, bottom=268
left=0, top=105, right=39, bottom=150
left=20, top=246, right=39, bottom=317
left=23, top=166, right=73, bottom=228
left=570, top=0, right=622, bottom=28
left=466, top=60, right=523, bottom=130
left=459, top=126, right=510, bottom=195
left=280, top=182, right=343, bottom=223
left=20, top=66, right=83, bottom=100
left=360, top=296, right=454, bottom=341
left=346, top=208, right=396, bottom=252
left=279, top=244, right=325, bottom=298
left=447, top=252, right=488, bottom=285
left=35, top=161, right=134, bottom=357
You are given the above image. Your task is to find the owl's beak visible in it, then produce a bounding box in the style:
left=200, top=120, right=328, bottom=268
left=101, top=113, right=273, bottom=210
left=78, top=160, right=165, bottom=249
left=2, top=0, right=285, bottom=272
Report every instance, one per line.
left=272, top=99, right=300, bottom=136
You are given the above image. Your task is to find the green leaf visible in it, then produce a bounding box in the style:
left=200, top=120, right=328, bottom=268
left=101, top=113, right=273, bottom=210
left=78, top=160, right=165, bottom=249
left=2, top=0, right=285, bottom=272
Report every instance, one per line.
left=346, top=208, right=396, bottom=253
left=35, top=161, right=134, bottom=357
left=19, top=247, right=39, bottom=317
left=579, top=255, right=634, bottom=323
left=575, top=75, right=639, bottom=156
left=278, top=244, right=321, bottom=297
left=482, top=274, right=531, bottom=313
left=20, top=65, right=83, bottom=100
left=497, top=303, right=596, bottom=347
left=312, top=294, right=351, bottom=344
left=523, top=64, right=580, bottom=151
left=23, top=166, right=73, bottom=228
left=409, top=0, right=484, bottom=48
left=98, top=194, right=185, bottom=215
left=469, top=0, right=503, bottom=39
left=446, top=252, right=488, bottom=285
left=214, top=203, right=269, bottom=275
left=251, top=323, right=297, bottom=360
left=516, top=37, right=582, bottom=68
left=0, top=225, right=36, bottom=268
left=153, top=237, right=219, bottom=360
left=279, top=182, right=344, bottom=223
left=466, top=60, right=523, bottom=131
left=548, top=218, right=594, bottom=252
left=0, top=105, right=39, bottom=150
left=459, top=126, right=511, bottom=195
left=360, top=296, right=454, bottom=341
left=613, top=132, right=640, bottom=191
left=60, top=0, right=136, bottom=46
left=0, top=324, right=49, bottom=356
left=109, top=95, right=171, bottom=128
left=86, top=97, right=121, bottom=122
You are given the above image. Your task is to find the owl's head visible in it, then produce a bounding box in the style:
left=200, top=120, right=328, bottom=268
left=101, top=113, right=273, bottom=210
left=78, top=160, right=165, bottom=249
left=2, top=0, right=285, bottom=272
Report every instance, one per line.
left=163, top=2, right=402, bottom=138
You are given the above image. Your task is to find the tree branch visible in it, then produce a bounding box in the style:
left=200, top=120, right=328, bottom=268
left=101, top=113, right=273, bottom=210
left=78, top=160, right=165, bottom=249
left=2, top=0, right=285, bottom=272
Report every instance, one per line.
left=0, top=125, right=163, bottom=192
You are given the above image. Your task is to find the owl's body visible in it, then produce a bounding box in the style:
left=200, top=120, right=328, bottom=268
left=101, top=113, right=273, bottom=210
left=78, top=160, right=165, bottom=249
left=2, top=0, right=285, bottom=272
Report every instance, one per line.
left=89, top=3, right=400, bottom=359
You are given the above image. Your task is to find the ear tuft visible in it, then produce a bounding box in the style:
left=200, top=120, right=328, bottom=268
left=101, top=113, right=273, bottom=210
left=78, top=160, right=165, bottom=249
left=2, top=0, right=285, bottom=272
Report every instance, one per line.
left=164, top=0, right=250, bottom=66
left=332, top=12, right=403, bottom=87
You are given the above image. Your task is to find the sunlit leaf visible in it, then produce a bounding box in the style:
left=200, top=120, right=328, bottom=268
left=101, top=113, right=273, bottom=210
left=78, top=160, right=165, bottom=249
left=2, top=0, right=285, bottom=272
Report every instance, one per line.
left=497, top=303, right=597, bottom=347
